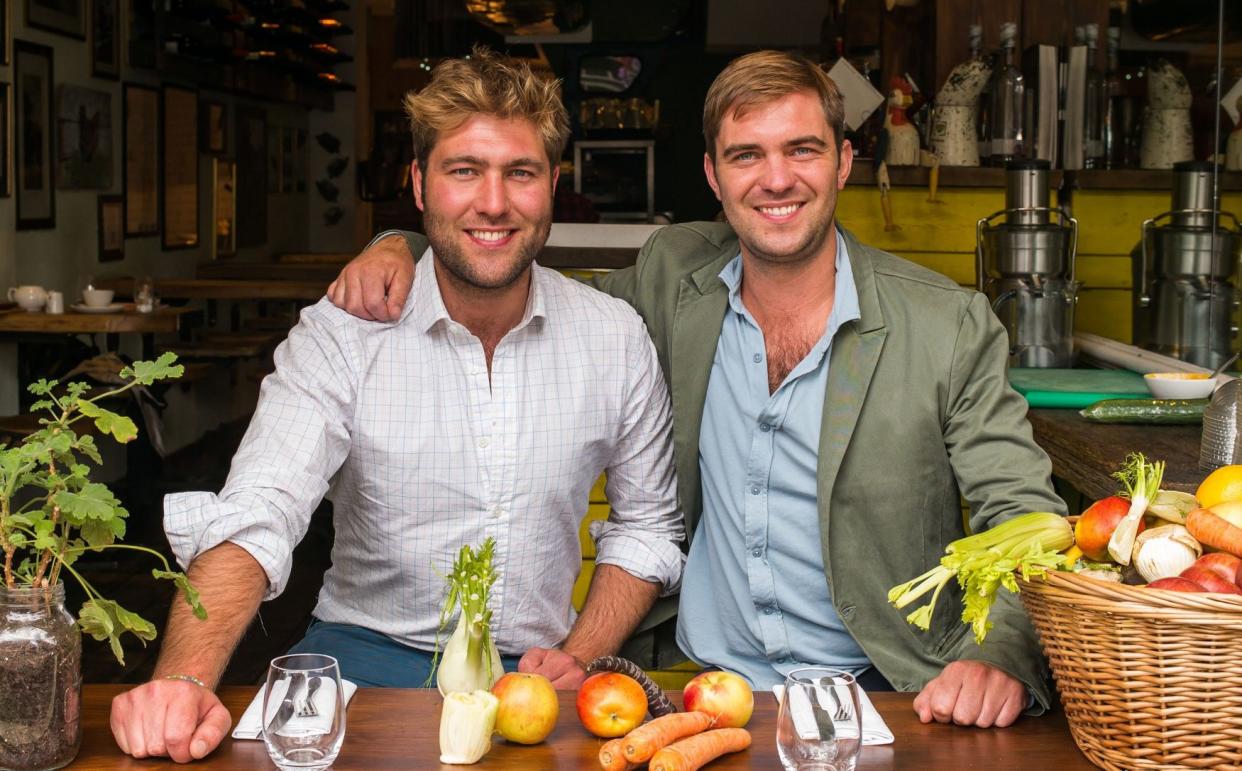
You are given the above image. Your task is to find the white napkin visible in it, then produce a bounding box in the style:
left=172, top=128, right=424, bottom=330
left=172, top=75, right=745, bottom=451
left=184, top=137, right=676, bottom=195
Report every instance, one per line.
left=232, top=678, right=358, bottom=740
left=772, top=684, right=894, bottom=746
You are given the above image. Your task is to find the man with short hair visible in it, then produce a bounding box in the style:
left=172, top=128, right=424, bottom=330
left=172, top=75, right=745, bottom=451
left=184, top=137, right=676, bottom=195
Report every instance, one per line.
left=108, top=49, right=684, bottom=762
left=331, top=50, right=1067, bottom=729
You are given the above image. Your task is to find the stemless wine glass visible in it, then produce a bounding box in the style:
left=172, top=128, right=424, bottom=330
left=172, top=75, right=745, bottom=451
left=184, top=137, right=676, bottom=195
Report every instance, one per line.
left=262, top=654, right=346, bottom=771
left=776, top=667, right=862, bottom=771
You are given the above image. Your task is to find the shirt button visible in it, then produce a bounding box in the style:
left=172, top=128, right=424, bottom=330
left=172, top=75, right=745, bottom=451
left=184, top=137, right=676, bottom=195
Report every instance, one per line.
left=478, top=438, right=489, bottom=449
left=492, top=506, right=503, bottom=518
left=752, top=353, right=762, bottom=363
left=750, top=486, right=761, bottom=495
left=751, top=548, right=762, bottom=558
left=760, top=423, right=771, bottom=432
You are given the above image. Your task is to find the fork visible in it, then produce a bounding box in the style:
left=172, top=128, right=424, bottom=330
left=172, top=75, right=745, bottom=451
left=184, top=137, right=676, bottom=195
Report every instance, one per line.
left=818, top=680, right=852, bottom=723
left=295, top=676, right=322, bottom=718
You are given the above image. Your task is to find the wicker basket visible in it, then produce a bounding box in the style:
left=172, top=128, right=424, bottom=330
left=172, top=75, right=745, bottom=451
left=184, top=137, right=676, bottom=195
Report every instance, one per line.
left=1018, top=570, right=1242, bottom=770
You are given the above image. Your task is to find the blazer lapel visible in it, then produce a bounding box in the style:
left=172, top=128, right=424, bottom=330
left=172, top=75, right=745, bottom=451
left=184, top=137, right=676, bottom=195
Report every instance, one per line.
left=817, top=229, right=888, bottom=577
left=670, top=247, right=734, bottom=540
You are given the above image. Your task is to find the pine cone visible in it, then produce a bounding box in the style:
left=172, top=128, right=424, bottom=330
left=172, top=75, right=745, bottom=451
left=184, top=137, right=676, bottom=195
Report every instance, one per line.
left=586, top=656, right=677, bottom=717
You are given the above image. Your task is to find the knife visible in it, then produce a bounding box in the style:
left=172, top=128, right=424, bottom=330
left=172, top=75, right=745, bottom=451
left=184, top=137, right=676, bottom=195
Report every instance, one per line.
left=266, top=673, right=306, bottom=736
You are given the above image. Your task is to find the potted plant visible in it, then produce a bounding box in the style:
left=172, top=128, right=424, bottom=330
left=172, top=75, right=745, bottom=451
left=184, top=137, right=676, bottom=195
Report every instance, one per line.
left=0, top=353, right=205, bottom=770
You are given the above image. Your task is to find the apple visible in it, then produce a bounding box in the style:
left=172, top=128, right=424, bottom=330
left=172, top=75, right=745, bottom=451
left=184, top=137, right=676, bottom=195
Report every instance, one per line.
left=491, top=672, right=558, bottom=745
left=1191, top=553, right=1242, bottom=584
left=1236, top=560, right=1242, bottom=590
left=1179, top=565, right=1242, bottom=594
left=1147, top=577, right=1208, bottom=592
left=1074, top=496, right=1140, bottom=561
left=1209, top=500, right=1242, bottom=530
left=682, top=670, right=754, bottom=729
left=576, top=672, right=647, bottom=738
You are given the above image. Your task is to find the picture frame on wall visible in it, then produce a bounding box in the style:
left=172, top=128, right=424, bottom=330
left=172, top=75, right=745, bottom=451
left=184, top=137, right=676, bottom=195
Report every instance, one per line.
left=1, top=0, right=11, bottom=66
left=200, top=99, right=226, bottom=155
left=55, top=85, right=113, bottom=190
left=15, top=40, right=54, bottom=230
left=26, top=0, right=86, bottom=39
left=211, top=157, right=235, bottom=260
left=0, top=82, right=10, bottom=198
left=123, top=82, right=158, bottom=236
left=91, top=0, right=120, bottom=79
left=97, top=194, right=123, bottom=261
left=160, top=84, right=198, bottom=250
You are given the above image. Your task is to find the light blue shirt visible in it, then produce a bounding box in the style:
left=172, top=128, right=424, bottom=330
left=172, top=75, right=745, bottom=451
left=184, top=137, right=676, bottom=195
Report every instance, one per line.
left=676, top=228, right=870, bottom=690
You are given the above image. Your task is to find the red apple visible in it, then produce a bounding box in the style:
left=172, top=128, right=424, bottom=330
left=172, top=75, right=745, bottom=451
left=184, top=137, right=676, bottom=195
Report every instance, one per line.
left=576, top=672, right=646, bottom=738
left=1179, top=565, right=1242, bottom=594
left=1074, top=496, right=1140, bottom=561
left=1191, top=553, right=1242, bottom=584
left=1147, top=577, right=1208, bottom=592
left=492, top=672, right=558, bottom=745
left=682, top=670, right=754, bottom=729
left=1236, top=560, right=1242, bottom=590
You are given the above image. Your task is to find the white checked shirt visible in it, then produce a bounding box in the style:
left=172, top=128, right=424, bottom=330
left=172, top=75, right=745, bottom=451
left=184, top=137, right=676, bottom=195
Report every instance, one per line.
left=165, top=253, right=685, bottom=655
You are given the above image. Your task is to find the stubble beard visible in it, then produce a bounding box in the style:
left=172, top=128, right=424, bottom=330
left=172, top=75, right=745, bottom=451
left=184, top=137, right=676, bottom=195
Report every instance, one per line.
left=424, top=207, right=550, bottom=294
left=730, top=197, right=837, bottom=268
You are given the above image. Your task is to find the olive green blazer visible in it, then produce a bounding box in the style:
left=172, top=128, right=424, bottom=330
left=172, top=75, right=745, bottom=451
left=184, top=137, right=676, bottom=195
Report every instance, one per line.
left=592, top=222, right=1065, bottom=710
left=397, top=223, right=1064, bottom=708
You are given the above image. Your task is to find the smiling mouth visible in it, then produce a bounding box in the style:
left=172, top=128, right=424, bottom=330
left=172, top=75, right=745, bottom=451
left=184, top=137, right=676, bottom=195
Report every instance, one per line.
left=466, top=229, right=516, bottom=245
left=756, top=203, right=804, bottom=220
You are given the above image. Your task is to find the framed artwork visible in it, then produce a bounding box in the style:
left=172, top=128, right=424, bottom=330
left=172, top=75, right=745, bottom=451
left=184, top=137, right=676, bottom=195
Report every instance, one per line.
left=55, top=85, right=112, bottom=189
left=235, top=105, right=266, bottom=247
left=91, top=0, right=120, bottom=79
left=97, top=194, right=123, bottom=261
left=15, top=40, right=54, bottom=230
left=211, top=158, right=235, bottom=259
left=122, top=83, right=157, bottom=236
left=160, top=84, right=198, bottom=250
left=0, top=82, right=10, bottom=198
left=26, top=0, right=85, bottom=39
left=1, top=0, right=10, bottom=66
left=200, top=99, right=226, bottom=154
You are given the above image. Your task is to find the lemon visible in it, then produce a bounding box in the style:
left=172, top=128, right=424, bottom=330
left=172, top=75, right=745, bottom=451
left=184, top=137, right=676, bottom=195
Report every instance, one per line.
left=1196, top=465, right=1242, bottom=508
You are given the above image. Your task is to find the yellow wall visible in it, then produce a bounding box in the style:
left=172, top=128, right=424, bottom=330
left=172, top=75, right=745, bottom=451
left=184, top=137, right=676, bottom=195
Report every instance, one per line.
left=836, top=185, right=1242, bottom=343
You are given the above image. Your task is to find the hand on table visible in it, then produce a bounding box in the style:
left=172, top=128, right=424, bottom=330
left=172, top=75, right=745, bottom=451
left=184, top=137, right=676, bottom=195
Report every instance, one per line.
left=518, top=647, right=587, bottom=689
left=326, top=234, right=414, bottom=322
left=110, top=679, right=231, bottom=763
left=913, top=660, right=1026, bottom=728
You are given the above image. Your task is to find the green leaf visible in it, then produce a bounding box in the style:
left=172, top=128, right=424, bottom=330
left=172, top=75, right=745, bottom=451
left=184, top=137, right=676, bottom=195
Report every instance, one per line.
left=54, top=483, right=120, bottom=523
left=27, top=379, right=57, bottom=396
left=76, top=436, right=102, bottom=465
left=78, top=600, right=116, bottom=641
left=153, top=569, right=208, bottom=620
left=77, top=401, right=139, bottom=444
left=123, top=354, right=183, bottom=386
left=66, top=382, right=90, bottom=398
left=77, top=599, right=157, bottom=666
left=114, top=603, right=157, bottom=642
left=29, top=399, right=54, bottom=413
left=80, top=518, right=118, bottom=548
left=32, top=518, right=57, bottom=551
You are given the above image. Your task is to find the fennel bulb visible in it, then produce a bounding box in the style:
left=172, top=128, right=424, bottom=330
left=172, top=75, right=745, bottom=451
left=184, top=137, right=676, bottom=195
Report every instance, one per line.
left=432, top=539, right=503, bottom=695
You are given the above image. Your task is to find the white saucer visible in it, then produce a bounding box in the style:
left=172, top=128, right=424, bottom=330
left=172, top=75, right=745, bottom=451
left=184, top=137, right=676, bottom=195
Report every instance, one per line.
left=71, top=303, right=125, bottom=314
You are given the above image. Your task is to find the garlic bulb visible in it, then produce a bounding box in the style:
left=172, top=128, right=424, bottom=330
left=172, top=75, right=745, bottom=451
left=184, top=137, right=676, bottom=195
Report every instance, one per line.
left=1132, top=524, right=1202, bottom=582
left=439, top=690, right=498, bottom=765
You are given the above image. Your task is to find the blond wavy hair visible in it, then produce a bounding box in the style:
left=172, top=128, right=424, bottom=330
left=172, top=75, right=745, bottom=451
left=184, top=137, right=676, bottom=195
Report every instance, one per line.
left=703, top=50, right=845, bottom=159
left=403, top=46, right=570, bottom=172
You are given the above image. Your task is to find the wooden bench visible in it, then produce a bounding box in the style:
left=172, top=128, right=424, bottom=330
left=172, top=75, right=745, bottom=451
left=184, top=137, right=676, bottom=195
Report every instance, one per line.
left=165, top=331, right=284, bottom=361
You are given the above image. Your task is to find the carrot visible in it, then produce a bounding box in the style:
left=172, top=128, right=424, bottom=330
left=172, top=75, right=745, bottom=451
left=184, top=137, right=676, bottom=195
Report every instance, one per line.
left=649, top=728, right=752, bottom=771
left=1187, top=508, right=1242, bottom=558
left=623, top=711, right=715, bottom=762
left=599, top=737, right=636, bottom=771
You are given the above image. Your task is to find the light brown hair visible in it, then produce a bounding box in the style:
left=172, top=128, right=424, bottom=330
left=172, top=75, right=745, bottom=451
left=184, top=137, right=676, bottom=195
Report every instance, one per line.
left=403, top=46, right=570, bottom=173
left=702, top=50, right=845, bottom=159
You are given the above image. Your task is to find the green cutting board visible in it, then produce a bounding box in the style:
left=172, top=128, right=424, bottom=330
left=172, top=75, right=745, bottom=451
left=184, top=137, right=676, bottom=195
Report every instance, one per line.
left=1007, top=368, right=1149, bottom=408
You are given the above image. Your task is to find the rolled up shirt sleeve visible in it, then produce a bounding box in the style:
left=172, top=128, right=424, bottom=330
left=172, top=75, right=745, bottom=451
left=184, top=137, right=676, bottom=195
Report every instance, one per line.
left=591, top=320, right=685, bottom=596
left=164, top=300, right=359, bottom=599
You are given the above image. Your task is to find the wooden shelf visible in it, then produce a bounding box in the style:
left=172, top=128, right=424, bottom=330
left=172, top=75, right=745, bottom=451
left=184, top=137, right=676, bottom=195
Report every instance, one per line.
left=847, top=164, right=1242, bottom=192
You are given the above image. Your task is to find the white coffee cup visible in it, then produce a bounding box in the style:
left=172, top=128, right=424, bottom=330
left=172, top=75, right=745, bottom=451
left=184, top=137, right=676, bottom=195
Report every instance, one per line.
left=7, top=285, right=48, bottom=312
left=82, top=288, right=115, bottom=308
left=46, top=291, right=65, bottom=315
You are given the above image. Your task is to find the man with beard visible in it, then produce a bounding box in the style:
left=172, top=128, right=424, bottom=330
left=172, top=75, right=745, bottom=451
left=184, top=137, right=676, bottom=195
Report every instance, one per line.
left=108, top=49, right=684, bottom=763
left=330, top=50, right=1067, bottom=730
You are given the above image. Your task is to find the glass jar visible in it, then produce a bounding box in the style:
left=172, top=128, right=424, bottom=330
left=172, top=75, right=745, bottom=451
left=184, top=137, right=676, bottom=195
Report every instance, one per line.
left=0, top=584, right=82, bottom=770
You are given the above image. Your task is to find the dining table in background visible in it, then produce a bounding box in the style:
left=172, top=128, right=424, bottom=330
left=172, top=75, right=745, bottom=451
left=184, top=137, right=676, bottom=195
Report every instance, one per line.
left=0, top=304, right=197, bottom=359
left=72, top=686, right=1095, bottom=770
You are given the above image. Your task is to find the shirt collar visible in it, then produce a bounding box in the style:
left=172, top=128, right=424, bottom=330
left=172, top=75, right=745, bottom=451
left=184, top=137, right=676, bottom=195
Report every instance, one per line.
left=718, top=227, right=862, bottom=336
left=405, top=247, right=547, bottom=335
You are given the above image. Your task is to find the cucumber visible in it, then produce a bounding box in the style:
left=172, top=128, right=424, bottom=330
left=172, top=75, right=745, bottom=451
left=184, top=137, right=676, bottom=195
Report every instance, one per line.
left=1079, top=398, right=1207, bottom=424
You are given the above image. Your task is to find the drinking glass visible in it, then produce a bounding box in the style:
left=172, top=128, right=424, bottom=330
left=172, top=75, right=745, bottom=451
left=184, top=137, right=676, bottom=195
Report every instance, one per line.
left=134, top=277, right=156, bottom=313
left=262, top=654, right=345, bottom=771
left=776, top=667, right=862, bottom=771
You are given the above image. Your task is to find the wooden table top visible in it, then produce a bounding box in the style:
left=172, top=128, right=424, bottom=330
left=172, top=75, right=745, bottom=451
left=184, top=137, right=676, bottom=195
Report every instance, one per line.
left=73, top=686, right=1094, bottom=769
left=1027, top=408, right=1202, bottom=500
left=0, top=305, right=192, bottom=334
left=95, top=278, right=327, bottom=302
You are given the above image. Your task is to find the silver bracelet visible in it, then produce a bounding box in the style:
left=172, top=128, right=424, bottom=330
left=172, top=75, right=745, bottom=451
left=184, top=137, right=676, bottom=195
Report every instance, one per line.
left=163, top=673, right=207, bottom=688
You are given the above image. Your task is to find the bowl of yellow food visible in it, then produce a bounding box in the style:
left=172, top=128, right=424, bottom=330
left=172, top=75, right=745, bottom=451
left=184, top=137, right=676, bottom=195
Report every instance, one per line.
left=1144, top=372, right=1217, bottom=400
